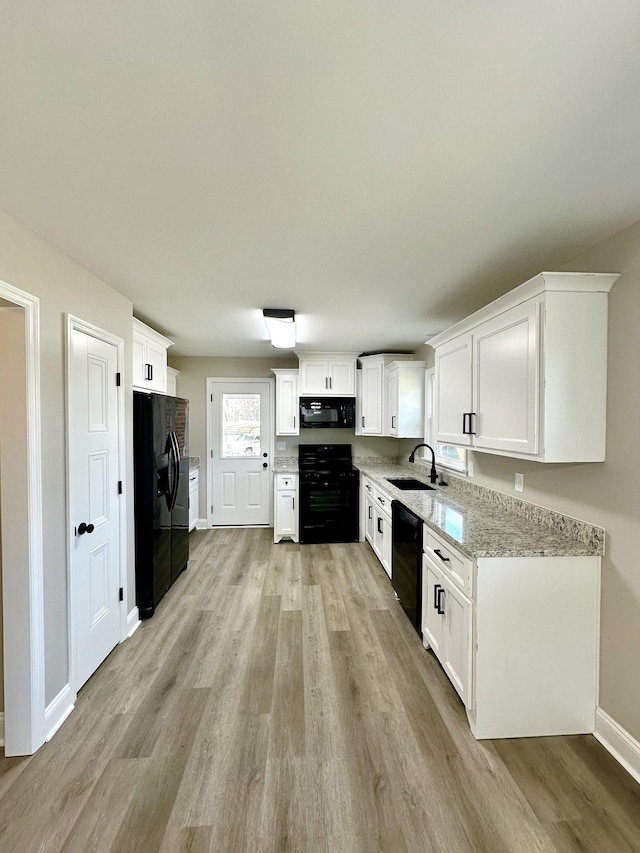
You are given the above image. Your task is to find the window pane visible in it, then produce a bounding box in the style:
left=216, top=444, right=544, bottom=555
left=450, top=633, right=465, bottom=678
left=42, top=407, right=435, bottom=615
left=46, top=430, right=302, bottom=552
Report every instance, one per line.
left=221, top=394, right=261, bottom=458
left=436, top=443, right=466, bottom=472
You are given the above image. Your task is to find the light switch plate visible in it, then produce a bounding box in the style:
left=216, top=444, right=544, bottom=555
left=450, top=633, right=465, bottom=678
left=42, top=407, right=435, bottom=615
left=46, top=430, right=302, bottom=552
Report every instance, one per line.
left=276, top=441, right=286, bottom=451
left=515, top=473, right=524, bottom=493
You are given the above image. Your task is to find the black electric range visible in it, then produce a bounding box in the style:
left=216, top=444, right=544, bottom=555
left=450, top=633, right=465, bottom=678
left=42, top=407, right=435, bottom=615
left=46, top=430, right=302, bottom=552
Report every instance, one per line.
left=298, top=444, right=359, bottom=544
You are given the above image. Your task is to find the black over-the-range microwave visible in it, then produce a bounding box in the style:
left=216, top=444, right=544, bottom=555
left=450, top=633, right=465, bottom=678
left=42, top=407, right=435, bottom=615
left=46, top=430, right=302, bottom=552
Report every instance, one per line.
left=299, top=397, right=355, bottom=429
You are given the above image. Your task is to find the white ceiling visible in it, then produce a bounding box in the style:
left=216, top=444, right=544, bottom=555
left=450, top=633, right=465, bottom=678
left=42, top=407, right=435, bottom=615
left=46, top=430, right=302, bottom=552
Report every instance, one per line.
left=1, top=1, right=640, bottom=356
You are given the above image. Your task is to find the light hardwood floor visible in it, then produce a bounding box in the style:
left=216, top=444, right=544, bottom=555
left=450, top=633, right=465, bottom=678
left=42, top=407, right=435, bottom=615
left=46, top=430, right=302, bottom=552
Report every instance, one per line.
left=1, top=528, right=640, bottom=852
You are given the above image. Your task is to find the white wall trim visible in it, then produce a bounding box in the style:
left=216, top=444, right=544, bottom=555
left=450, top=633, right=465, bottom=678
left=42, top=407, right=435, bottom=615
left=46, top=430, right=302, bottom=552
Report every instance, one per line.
left=0, top=712, right=5, bottom=747
left=126, top=607, right=141, bottom=638
left=44, top=682, right=74, bottom=742
left=594, top=707, right=640, bottom=785
left=0, top=280, right=46, bottom=756
left=196, top=518, right=208, bottom=530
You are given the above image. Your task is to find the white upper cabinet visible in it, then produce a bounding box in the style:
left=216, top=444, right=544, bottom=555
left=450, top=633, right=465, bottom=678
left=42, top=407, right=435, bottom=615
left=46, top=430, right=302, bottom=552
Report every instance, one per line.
left=429, top=271, right=620, bottom=462
left=272, top=369, right=299, bottom=435
left=358, top=354, right=420, bottom=437
left=386, top=361, right=426, bottom=438
left=132, top=318, right=174, bottom=394
left=296, top=352, right=358, bottom=396
left=166, top=366, right=180, bottom=397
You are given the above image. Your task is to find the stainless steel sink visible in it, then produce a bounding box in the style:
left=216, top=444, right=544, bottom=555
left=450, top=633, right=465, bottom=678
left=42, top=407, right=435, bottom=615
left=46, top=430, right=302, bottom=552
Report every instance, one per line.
left=385, top=478, right=435, bottom=491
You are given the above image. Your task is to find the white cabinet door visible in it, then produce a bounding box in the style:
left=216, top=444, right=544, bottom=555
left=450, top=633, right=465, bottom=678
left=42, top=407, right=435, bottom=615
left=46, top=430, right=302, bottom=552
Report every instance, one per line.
left=380, top=511, right=392, bottom=578
left=386, top=368, right=399, bottom=436
left=145, top=337, right=168, bottom=394
left=422, top=557, right=445, bottom=660
left=441, top=574, right=472, bottom=707
left=364, top=493, right=375, bottom=544
left=275, top=491, right=297, bottom=540
left=188, top=469, right=199, bottom=531
left=386, top=362, right=426, bottom=438
left=132, top=330, right=147, bottom=389
left=327, top=358, right=356, bottom=395
left=434, top=334, right=473, bottom=446
left=299, top=358, right=329, bottom=394
left=473, top=301, right=539, bottom=455
left=373, top=509, right=392, bottom=578
left=275, top=373, right=299, bottom=435
left=360, top=359, right=384, bottom=434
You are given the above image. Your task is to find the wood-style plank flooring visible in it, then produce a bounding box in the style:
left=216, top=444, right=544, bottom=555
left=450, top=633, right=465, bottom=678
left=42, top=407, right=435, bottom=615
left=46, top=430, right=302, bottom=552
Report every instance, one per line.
left=1, top=528, right=640, bottom=852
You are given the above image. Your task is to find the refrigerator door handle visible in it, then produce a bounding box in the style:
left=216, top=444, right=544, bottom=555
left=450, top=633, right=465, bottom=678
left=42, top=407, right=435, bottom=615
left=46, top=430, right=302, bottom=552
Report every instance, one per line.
left=169, top=431, right=181, bottom=511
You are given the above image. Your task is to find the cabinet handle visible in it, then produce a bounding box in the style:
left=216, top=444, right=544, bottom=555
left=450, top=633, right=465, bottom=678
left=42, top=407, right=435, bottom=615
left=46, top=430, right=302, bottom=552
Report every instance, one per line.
left=329, top=377, right=332, bottom=389
left=433, top=548, right=450, bottom=563
left=324, top=377, right=328, bottom=389
left=293, top=497, right=295, bottom=510
left=391, top=415, right=396, bottom=429
left=433, top=583, right=442, bottom=611
left=145, top=363, right=153, bottom=381
left=368, top=506, right=372, bottom=519
left=362, top=416, right=365, bottom=428
left=377, top=496, right=385, bottom=505
left=437, top=587, right=446, bottom=615
left=377, top=518, right=383, bottom=534
left=463, top=412, right=476, bottom=435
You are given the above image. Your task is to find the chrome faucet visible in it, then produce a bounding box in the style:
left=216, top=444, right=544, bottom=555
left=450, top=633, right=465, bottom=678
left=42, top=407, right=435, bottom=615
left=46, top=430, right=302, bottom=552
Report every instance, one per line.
left=408, top=443, right=438, bottom=483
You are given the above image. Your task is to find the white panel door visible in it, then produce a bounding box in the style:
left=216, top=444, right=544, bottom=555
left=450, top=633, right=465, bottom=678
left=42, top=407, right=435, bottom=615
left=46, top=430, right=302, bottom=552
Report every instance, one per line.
left=209, top=379, right=272, bottom=526
left=69, top=328, right=121, bottom=689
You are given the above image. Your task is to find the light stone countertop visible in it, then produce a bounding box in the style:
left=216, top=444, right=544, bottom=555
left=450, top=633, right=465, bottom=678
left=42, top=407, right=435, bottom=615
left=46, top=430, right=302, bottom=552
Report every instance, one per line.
left=272, top=456, right=298, bottom=473
left=188, top=456, right=201, bottom=470
left=355, top=462, right=604, bottom=559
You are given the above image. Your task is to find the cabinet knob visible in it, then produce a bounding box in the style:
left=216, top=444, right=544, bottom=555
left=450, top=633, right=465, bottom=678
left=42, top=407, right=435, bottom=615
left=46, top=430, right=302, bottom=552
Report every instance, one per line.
left=77, top=522, right=95, bottom=535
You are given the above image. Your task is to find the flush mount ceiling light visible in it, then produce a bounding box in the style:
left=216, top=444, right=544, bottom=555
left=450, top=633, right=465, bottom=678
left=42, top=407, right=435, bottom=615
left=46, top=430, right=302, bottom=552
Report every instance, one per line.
left=262, top=308, right=296, bottom=349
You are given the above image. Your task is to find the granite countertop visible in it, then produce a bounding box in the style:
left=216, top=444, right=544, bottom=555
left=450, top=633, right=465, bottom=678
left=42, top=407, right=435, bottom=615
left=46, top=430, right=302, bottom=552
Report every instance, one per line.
left=355, top=462, right=603, bottom=559
left=188, top=456, right=201, bottom=470
left=273, top=456, right=299, bottom=473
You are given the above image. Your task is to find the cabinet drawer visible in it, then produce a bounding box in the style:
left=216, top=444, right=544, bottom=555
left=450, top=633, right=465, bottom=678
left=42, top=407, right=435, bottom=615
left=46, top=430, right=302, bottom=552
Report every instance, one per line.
left=424, top=526, right=473, bottom=597
left=373, top=485, right=393, bottom=519
left=276, top=473, right=296, bottom=490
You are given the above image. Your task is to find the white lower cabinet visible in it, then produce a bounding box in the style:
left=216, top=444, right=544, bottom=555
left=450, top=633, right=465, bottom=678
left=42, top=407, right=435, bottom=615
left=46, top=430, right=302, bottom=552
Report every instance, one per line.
left=366, top=482, right=393, bottom=578
left=422, top=555, right=472, bottom=707
left=422, top=525, right=599, bottom=739
left=188, top=468, right=199, bottom=532
left=274, top=473, right=298, bottom=543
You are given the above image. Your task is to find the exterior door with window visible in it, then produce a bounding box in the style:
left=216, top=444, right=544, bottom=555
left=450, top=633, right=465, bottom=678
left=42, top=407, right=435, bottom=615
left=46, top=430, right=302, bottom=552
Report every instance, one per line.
left=209, top=379, right=272, bottom=526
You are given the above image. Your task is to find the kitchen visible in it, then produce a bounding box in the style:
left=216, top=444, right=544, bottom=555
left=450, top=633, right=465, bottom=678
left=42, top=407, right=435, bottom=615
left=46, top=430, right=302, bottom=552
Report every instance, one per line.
left=1, top=1, right=640, bottom=849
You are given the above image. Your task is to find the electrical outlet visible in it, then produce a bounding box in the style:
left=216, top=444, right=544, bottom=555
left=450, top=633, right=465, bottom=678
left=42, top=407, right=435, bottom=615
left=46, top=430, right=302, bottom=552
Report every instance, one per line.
left=467, top=456, right=474, bottom=477
left=515, top=473, right=524, bottom=493
left=276, top=441, right=286, bottom=451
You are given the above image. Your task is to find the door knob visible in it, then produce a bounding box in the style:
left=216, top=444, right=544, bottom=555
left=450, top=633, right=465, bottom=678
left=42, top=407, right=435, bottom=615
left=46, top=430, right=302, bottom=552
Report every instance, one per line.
left=263, top=462, right=268, bottom=468
left=78, top=522, right=95, bottom=535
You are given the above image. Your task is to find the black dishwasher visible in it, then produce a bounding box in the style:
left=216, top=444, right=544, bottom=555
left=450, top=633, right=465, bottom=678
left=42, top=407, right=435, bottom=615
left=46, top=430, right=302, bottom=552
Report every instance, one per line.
left=392, top=502, right=423, bottom=636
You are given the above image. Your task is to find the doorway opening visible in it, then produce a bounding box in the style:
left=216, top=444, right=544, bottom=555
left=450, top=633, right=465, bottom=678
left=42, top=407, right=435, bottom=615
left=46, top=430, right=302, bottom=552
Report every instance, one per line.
left=0, top=281, right=45, bottom=756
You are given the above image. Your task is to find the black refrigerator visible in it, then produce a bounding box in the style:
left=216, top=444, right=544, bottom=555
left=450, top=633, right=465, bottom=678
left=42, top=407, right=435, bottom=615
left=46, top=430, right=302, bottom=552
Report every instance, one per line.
left=133, top=391, right=190, bottom=618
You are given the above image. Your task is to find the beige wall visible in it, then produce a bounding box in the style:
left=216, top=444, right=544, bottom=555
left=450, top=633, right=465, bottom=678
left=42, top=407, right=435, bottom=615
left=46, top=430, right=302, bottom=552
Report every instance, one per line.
left=0, top=209, right=135, bottom=706
left=169, top=355, right=417, bottom=520
left=449, top=220, right=640, bottom=741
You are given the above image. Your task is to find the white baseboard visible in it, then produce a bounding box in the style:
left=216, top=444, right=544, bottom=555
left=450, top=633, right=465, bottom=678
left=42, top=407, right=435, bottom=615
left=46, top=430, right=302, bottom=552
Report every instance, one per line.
left=0, top=712, right=4, bottom=747
left=44, top=683, right=74, bottom=742
left=196, top=518, right=207, bottom=530
left=126, top=606, right=141, bottom=638
left=594, top=707, right=640, bottom=785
